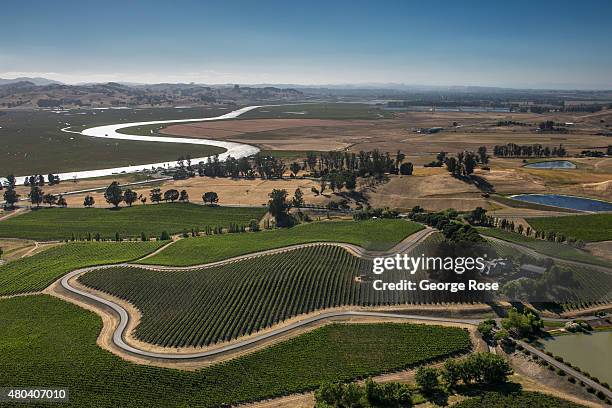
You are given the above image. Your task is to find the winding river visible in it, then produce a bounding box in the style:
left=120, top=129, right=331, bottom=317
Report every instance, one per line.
left=7, top=106, right=262, bottom=185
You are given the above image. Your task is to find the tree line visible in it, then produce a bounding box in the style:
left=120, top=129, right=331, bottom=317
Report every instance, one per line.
left=494, top=217, right=585, bottom=249
left=172, top=149, right=415, bottom=182
left=493, top=143, right=566, bottom=158
left=315, top=353, right=512, bottom=407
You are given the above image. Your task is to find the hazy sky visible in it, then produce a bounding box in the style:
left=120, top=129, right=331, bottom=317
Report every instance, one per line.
left=1, top=0, right=611, bottom=89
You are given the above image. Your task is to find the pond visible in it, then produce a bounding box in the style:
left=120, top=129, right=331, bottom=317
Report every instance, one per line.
left=539, top=331, right=612, bottom=384
left=524, top=160, right=576, bottom=169
left=511, top=194, right=612, bottom=212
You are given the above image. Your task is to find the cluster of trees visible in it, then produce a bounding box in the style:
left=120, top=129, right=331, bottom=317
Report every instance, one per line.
left=352, top=207, right=399, bottom=221
left=22, top=173, right=61, bottom=187
left=266, top=188, right=305, bottom=227
left=315, top=354, right=512, bottom=407
left=103, top=182, right=193, bottom=208
left=502, top=262, right=577, bottom=303
left=173, top=149, right=414, bottom=183
left=581, top=147, right=611, bottom=157
left=493, top=143, right=566, bottom=157
left=465, top=207, right=494, bottom=227
left=500, top=307, right=543, bottom=338
left=496, top=120, right=529, bottom=127
left=424, top=149, right=488, bottom=177
left=27, top=184, right=67, bottom=208
left=494, top=218, right=585, bottom=249
left=410, top=209, right=484, bottom=243
left=537, top=121, right=568, bottom=132
left=444, top=151, right=480, bottom=177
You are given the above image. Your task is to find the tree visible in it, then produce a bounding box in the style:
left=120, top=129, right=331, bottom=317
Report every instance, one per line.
left=267, top=189, right=291, bottom=226
left=43, top=193, right=57, bottom=207
left=28, top=185, right=44, bottom=208
left=290, top=162, right=300, bottom=177
left=124, top=189, right=138, bottom=207
left=83, top=195, right=95, bottom=207
left=477, top=146, right=489, bottom=164
left=249, top=219, right=260, bottom=232
left=202, top=191, right=219, bottom=206
left=163, top=189, right=180, bottom=203
left=160, top=231, right=170, bottom=240
left=292, top=188, right=304, bottom=208
left=415, top=366, right=439, bottom=395
left=3, top=187, right=19, bottom=209
left=494, top=329, right=510, bottom=343
left=150, top=188, right=162, bottom=204
left=399, top=162, right=414, bottom=175
left=441, top=359, right=461, bottom=389
left=345, top=173, right=357, bottom=190
left=104, top=182, right=123, bottom=208
left=179, top=190, right=189, bottom=202
left=57, top=195, right=67, bottom=207
left=477, top=319, right=497, bottom=339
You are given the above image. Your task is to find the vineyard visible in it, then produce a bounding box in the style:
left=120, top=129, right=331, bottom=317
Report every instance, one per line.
left=485, top=238, right=612, bottom=310
left=0, top=204, right=266, bottom=240
left=79, top=234, right=488, bottom=348
left=139, top=218, right=424, bottom=266
left=0, top=295, right=471, bottom=408
left=0, top=241, right=163, bottom=296
left=478, top=227, right=611, bottom=267
left=526, top=213, right=612, bottom=242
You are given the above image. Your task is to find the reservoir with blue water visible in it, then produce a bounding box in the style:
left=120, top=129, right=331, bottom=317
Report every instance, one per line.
left=524, top=160, right=577, bottom=169
left=511, top=194, right=612, bottom=212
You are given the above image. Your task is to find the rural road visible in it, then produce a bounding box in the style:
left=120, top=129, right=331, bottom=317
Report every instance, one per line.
left=58, top=228, right=451, bottom=361
left=7, top=105, right=263, bottom=185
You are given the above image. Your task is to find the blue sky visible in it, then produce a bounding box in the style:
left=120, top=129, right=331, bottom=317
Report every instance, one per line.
left=1, top=0, right=611, bottom=88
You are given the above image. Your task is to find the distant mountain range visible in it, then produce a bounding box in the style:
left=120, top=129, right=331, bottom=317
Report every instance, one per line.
left=0, top=77, right=610, bottom=109
left=0, top=77, right=63, bottom=86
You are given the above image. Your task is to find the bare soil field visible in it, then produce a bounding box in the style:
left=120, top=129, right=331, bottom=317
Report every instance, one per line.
left=56, top=176, right=328, bottom=208
left=162, top=118, right=373, bottom=138
left=480, top=157, right=612, bottom=199
left=586, top=241, right=612, bottom=263
left=366, top=173, right=489, bottom=211
left=162, top=111, right=612, bottom=161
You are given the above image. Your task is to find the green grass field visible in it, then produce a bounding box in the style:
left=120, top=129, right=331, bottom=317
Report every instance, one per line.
left=527, top=213, right=612, bottom=242
left=0, top=295, right=471, bottom=408
left=0, top=241, right=164, bottom=295
left=238, top=103, right=392, bottom=120
left=0, top=108, right=231, bottom=175
left=140, top=219, right=424, bottom=266
left=478, top=227, right=610, bottom=267
left=0, top=204, right=266, bottom=240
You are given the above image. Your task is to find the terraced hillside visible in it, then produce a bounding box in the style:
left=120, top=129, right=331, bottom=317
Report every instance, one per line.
left=140, top=219, right=424, bottom=266
left=79, top=234, right=487, bottom=348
